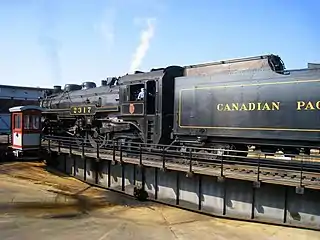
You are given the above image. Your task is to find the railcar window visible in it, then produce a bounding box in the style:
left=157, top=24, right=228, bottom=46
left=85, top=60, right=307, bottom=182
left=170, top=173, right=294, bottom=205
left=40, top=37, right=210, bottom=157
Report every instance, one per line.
left=14, top=114, right=21, bottom=129
left=24, top=115, right=30, bottom=129
left=32, top=116, right=40, bottom=129
left=23, top=115, right=40, bottom=130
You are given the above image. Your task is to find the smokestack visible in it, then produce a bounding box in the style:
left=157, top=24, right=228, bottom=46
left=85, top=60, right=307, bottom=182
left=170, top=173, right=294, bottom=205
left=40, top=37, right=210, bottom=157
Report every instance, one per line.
left=101, top=80, right=108, bottom=86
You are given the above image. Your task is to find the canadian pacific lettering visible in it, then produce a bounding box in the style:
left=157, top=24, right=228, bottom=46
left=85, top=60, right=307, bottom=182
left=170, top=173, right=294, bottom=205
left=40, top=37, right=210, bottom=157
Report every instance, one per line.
left=216, top=101, right=320, bottom=111
left=296, top=101, right=320, bottom=111
left=217, top=102, right=280, bottom=111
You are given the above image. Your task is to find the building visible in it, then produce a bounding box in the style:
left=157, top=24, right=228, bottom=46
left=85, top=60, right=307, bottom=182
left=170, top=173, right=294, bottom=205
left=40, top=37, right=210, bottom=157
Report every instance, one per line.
left=0, top=84, right=52, bottom=134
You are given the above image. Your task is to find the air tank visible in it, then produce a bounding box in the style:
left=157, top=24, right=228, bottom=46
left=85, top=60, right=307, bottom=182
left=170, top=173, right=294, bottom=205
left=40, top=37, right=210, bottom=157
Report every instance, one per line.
left=53, top=85, right=62, bottom=94
left=64, top=84, right=82, bottom=92
left=150, top=68, right=165, bottom=72
left=82, top=81, right=96, bottom=90
left=101, top=80, right=108, bottom=86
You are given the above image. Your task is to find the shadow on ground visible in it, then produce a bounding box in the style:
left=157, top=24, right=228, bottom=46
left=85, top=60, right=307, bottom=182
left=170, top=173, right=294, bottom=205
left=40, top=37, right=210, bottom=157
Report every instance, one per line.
left=0, top=161, right=155, bottom=220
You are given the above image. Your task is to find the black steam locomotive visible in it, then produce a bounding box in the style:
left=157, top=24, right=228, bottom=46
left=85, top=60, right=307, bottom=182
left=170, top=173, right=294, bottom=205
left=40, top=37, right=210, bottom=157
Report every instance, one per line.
left=40, top=54, right=320, bottom=156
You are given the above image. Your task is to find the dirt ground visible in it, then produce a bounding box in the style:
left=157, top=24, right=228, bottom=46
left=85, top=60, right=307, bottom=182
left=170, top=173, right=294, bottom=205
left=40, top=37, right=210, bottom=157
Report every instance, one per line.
left=0, top=162, right=319, bottom=240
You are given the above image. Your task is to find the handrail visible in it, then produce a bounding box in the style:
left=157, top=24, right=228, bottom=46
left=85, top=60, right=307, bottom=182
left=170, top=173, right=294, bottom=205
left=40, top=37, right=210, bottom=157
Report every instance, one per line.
left=42, top=135, right=320, bottom=173
left=41, top=134, right=320, bottom=190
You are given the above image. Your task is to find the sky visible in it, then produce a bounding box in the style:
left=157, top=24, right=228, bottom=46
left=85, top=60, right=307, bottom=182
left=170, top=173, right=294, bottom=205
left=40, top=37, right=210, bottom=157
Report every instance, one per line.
left=0, top=0, right=319, bottom=88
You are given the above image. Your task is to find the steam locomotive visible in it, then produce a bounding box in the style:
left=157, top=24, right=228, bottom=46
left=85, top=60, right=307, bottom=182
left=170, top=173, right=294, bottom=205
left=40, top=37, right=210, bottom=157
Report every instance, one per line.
left=40, top=54, right=320, bottom=157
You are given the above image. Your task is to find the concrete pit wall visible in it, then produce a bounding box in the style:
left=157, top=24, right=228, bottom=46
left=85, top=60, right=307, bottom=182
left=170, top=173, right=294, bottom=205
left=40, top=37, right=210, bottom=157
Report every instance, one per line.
left=53, top=152, right=320, bottom=230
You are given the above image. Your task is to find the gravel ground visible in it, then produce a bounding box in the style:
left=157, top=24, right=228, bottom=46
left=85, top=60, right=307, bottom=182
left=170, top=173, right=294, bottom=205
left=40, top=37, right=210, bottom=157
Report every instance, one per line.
left=0, top=162, right=319, bottom=240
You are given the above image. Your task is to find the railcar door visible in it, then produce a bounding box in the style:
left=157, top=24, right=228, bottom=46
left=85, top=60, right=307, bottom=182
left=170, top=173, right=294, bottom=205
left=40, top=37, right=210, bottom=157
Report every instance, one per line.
left=146, top=80, right=156, bottom=115
left=12, top=113, right=22, bottom=148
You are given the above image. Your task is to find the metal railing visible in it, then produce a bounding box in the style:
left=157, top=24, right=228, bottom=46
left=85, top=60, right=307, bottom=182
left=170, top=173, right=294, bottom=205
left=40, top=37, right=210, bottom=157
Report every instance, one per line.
left=41, top=135, right=320, bottom=183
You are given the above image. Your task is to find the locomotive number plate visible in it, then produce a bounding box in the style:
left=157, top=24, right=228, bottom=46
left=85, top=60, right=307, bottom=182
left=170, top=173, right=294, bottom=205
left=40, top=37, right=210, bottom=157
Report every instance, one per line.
left=70, top=105, right=96, bottom=115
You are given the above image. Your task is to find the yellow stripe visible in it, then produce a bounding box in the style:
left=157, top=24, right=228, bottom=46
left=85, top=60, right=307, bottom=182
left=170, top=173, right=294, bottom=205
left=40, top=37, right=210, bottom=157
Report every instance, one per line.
left=178, top=125, right=320, bottom=132
left=178, top=79, right=320, bottom=131
left=179, top=78, right=320, bottom=92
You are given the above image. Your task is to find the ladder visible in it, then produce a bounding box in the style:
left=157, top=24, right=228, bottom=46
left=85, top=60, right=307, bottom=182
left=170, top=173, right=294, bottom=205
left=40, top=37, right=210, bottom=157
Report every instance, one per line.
left=146, top=120, right=154, bottom=143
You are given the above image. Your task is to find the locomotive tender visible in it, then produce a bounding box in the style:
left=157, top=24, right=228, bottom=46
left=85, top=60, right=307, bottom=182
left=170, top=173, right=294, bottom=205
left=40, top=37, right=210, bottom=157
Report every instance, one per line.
left=40, top=54, right=320, bottom=156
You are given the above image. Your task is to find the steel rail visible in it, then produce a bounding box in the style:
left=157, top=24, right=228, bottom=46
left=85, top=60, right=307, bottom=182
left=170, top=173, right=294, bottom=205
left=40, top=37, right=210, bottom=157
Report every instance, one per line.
left=42, top=135, right=320, bottom=174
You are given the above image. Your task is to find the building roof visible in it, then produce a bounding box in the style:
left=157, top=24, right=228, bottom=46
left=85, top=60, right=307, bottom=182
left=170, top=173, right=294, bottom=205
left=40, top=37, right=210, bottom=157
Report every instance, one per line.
left=9, top=105, right=44, bottom=112
left=0, top=84, right=52, bottom=91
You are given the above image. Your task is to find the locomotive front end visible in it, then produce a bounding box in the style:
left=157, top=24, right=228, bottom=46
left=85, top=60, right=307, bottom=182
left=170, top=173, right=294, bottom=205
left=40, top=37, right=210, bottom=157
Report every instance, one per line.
left=40, top=78, right=121, bottom=148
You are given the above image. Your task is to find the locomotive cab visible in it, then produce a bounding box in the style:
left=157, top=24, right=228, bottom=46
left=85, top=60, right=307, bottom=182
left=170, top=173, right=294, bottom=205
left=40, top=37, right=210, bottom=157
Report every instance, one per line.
left=118, top=66, right=184, bottom=145
left=124, top=80, right=156, bottom=114
left=119, top=81, right=156, bottom=114
left=118, top=73, right=158, bottom=144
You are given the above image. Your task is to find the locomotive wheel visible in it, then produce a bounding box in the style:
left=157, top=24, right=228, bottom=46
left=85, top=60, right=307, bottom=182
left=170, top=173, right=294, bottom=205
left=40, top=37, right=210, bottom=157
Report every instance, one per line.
left=233, top=144, right=249, bottom=158
left=123, top=138, right=141, bottom=156
left=194, top=149, right=220, bottom=161
left=75, top=132, right=86, bottom=148
left=193, top=144, right=229, bottom=161
left=87, top=129, right=107, bottom=149
left=194, top=143, right=249, bottom=161
left=73, top=130, right=108, bottom=149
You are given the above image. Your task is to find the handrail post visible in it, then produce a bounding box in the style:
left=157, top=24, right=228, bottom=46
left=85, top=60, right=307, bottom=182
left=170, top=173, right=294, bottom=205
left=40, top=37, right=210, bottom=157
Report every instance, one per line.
left=48, top=139, right=51, bottom=151
left=120, top=143, right=123, bottom=163
left=83, top=137, right=86, bottom=181
left=300, top=157, right=303, bottom=187
left=257, top=158, right=260, bottom=182
left=112, top=141, right=116, bottom=162
left=81, top=139, right=85, bottom=158
left=162, top=147, right=166, bottom=169
left=96, top=143, right=100, bottom=159
left=58, top=140, right=61, bottom=154
left=189, top=150, right=193, bottom=173
left=95, top=143, right=100, bottom=184
left=69, top=141, right=72, bottom=155
left=220, top=154, right=224, bottom=177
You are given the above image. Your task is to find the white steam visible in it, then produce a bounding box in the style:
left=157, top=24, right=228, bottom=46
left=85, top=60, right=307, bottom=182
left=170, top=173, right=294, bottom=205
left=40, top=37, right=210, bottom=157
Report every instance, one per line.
left=129, top=18, right=156, bottom=73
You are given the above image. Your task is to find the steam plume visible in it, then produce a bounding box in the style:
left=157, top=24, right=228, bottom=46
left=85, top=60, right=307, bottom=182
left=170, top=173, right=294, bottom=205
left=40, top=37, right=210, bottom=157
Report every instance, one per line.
left=129, top=18, right=156, bottom=73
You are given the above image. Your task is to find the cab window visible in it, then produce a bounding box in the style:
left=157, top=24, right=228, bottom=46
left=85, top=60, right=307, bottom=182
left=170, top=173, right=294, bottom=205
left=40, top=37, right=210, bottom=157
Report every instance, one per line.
left=129, top=84, right=144, bottom=101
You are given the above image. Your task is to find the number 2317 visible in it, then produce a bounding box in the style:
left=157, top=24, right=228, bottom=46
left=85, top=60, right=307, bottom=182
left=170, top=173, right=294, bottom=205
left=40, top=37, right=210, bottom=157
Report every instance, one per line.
left=72, top=106, right=92, bottom=114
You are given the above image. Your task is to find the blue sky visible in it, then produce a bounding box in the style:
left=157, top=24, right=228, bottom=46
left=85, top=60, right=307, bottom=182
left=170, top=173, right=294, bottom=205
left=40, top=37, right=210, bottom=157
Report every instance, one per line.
left=0, top=0, right=319, bottom=88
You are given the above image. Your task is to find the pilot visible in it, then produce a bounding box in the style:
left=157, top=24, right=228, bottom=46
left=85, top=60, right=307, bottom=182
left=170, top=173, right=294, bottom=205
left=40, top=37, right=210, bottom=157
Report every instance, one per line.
left=137, top=88, right=144, bottom=100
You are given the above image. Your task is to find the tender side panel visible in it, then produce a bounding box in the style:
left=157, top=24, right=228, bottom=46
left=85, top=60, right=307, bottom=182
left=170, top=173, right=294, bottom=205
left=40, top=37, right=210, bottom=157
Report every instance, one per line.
left=174, top=76, right=320, bottom=142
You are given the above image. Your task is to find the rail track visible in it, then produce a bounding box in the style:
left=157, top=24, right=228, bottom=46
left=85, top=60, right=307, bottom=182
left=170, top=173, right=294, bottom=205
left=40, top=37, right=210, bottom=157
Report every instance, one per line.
left=42, top=135, right=320, bottom=190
